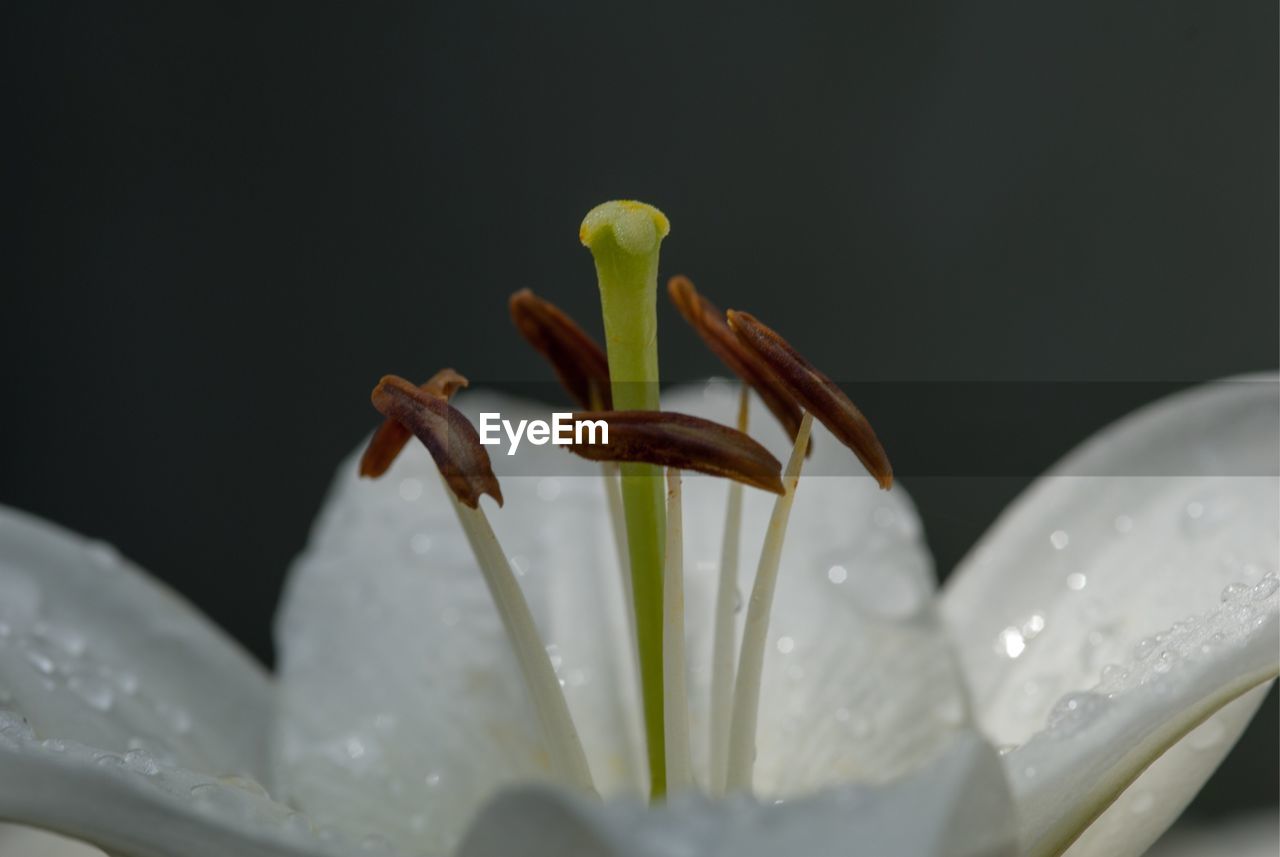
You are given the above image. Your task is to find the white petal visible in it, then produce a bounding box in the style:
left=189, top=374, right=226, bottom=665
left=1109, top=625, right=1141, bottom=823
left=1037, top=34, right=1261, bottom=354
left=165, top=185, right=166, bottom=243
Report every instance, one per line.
left=274, top=391, right=642, bottom=855
left=668, top=381, right=975, bottom=793
left=0, top=506, right=274, bottom=782
left=458, top=731, right=1016, bottom=857
left=1061, top=684, right=1271, bottom=857
left=0, top=824, right=105, bottom=856
left=1003, top=597, right=1276, bottom=856
left=1144, top=810, right=1279, bottom=857
left=940, top=378, right=1279, bottom=855
left=0, top=710, right=407, bottom=857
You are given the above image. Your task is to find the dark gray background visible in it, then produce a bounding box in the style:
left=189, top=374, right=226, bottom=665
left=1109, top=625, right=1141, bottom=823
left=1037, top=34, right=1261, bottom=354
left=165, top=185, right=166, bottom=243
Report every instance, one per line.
left=3, top=0, right=1276, bottom=827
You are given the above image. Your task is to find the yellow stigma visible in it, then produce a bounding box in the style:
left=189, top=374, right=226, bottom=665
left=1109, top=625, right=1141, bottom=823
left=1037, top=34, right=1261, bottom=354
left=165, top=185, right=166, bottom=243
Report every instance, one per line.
left=580, top=200, right=670, bottom=259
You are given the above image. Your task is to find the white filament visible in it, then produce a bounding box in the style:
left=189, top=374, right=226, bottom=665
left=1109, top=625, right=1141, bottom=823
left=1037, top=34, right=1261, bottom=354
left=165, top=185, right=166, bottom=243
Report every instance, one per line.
left=663, top=467, right=696, bottom=791
left=449, top=492, right=596, bottom=793
left=708, top=384, right=750, bottom=794
left=725, top=411, right=814, bottom=793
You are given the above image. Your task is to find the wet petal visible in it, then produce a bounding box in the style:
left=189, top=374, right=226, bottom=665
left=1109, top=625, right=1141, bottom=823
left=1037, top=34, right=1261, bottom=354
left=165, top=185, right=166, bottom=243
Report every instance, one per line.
left=941, top=377, right=1279, bottom=856
left=459, top=731, right=1015, bottom=857
left=1144, top=809, right=1278, bottom=857
left=0, top=506, right=273, bottom=782
left=275, top=390, right=643, bottom=854
left=1002, top=594, right=1276, bottom=856
left=0, top=711, right=396, bottom=857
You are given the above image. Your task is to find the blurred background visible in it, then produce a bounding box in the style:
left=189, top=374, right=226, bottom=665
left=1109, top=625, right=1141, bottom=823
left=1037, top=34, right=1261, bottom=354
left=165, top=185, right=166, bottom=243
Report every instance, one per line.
left=2, top=0, right=1275, bottom=834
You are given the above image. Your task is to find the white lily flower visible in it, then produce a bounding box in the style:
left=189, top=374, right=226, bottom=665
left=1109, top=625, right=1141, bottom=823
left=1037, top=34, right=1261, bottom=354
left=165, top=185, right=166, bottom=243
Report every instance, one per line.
left=0, top=371, right=1274, bottom=857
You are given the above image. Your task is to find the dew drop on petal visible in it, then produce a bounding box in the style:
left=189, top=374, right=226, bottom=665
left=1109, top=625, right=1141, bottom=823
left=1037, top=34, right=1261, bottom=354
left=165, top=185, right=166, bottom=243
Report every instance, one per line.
left=1049, top=530, right=1070, bottom=550
left=776, top=636, right=795, bottom=655
left=397, top=478, right=423, bottom=502
left=1252, top=574, right=1279, bottom=600
left=827, top=565, right=848, bottom=584
left=996, top=626, right=1026, bottom=658
left=536, top=478, right=562, bottom=502
left=1066, top=572, right=1088, bottom=591
left=1221, top=582, right=1250, bottom=603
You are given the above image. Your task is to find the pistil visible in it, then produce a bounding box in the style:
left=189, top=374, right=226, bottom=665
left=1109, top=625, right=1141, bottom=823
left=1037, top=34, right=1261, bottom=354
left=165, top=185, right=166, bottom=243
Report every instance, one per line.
left=580, top=200, right=671, bottom=797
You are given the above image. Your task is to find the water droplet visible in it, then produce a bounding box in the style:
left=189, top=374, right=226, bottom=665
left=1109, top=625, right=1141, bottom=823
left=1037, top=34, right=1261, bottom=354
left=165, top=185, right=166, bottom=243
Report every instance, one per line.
left=996, top=626, right=1026, bottom=658
left=1066, top=572, right=1088, bottom=591
left=1046, top=692, right=1107, bottom=737
left=1049, top=530, right=1070, bottom=550
left=536, top=478, right=562, bottom=502
left=124, top=749, right=160, bottom=776
left=22, top=645, right=57, bottom=676
left=1023, top=613, right=1046, bottom=638
left=1022, top=765, right=1038, bottom=780
left=425, top=771, right=442, bottom=788
left=409, top=533, right=432, bottom=555
left=1152, top=651, right=1174, bottom=674
left=1187, top=718, right=1227, bottom=751
left=1134, top=637, right=1157, bottom=660
left=1221, top=582, right=1250, bottom=603
left=1099, top=664, right=1129, bottom=690
left=776, top=636, right=795, bottom=655
left=827, top=565, right=848, bottom=584
left=68, top=675, right=114, bottom=711
left=1252, top=575, right=1278, bottom=600
left=93, top=752, right=126, bottom=769
left=397, top=478, right=423, bottom=502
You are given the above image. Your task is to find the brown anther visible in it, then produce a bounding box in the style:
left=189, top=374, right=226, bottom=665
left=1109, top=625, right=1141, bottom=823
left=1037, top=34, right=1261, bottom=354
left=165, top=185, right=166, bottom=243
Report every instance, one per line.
left=509, top=289, right=612, bottom=409
left=369, top=375, right=503, bottom=508
left=360, top=368, right=469, bottom=478
left=667, top=276, right=807, bottom=450
left=566, top=411, right=785, bottom=494
left=727, top=311, right=893, bottom=489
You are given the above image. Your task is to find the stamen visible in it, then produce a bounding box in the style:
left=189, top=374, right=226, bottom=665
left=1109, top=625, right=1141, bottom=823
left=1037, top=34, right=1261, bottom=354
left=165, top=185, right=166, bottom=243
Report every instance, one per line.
left=727, top=310, right=893, bottom=488
left=662, top=468, right=694, bottom=791
left=366, top=374, right=595, bottom=793
left=360, top=369, right=468, bottom=478
left=708, top=384, right=749, bottom=794
left=448, top=494, right=596, bottom=793
left=565, top=411, right=785, bottom=495
left=369, top=375, right=502, bottom=508
left=667, top=276, right=806, bottom=446
left=725, top=411, right=814, bottom=793
left=509, top=289, right=612, bottom=409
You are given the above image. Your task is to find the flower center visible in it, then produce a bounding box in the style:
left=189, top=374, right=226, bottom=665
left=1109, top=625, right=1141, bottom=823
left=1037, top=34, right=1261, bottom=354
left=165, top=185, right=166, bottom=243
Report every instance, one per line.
left=362, top=200, right=892, bottom=803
